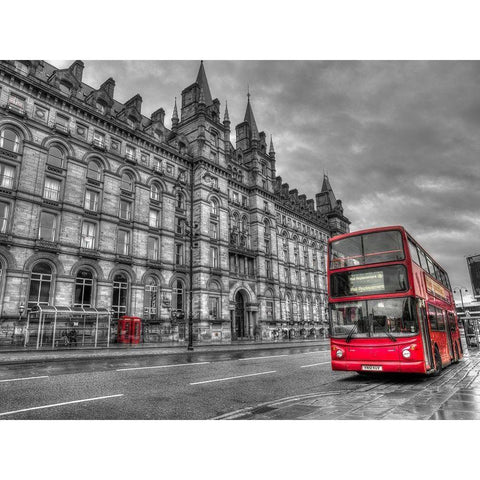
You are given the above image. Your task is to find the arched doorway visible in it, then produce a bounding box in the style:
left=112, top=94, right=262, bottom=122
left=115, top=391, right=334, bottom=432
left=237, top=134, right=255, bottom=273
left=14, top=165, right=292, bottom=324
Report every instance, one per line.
left=234, top=291, right=247, bottom=339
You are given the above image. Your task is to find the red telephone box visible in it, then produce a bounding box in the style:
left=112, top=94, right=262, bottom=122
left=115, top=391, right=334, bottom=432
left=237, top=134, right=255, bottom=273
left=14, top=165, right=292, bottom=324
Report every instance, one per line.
left=117, top=316, right=142, bottom=344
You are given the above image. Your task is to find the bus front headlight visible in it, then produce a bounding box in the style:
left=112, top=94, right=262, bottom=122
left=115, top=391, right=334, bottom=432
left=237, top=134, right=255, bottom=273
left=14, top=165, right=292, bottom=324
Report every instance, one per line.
left=336, top=349, right=344, bottom=359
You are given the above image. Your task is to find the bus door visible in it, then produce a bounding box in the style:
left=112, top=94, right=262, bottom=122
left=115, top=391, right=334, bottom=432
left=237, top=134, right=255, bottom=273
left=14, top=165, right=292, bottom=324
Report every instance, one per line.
left=444, top=311, right=454, bottom=361
left=417, top=300, right=434, bottom=370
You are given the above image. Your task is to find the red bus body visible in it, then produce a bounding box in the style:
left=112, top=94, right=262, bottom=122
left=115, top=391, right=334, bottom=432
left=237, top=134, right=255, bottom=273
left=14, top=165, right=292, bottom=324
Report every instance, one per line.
left=328, top=226, right=463, bottom=375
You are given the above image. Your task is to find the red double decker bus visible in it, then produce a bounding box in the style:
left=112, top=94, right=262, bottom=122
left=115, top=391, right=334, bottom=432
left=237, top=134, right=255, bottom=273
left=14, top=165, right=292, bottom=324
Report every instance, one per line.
left=328, top=226, right=462, bottom=375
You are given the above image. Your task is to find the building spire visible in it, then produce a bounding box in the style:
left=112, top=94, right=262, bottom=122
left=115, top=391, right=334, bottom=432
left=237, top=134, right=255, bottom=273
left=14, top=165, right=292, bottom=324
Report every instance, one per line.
left=196, top=60, right=213, bottom=106
left=269, top=135, right=275, bottom=157
left=244, top=89, right=259, bottom=141
left=223, top=100, right=230, bottom=122
left=171, top=97, right=179, bottom=130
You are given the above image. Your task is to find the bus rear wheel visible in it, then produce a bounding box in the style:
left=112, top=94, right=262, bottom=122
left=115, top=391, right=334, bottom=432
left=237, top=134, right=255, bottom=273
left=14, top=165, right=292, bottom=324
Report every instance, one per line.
left=433, top=346, right=442, bottom=375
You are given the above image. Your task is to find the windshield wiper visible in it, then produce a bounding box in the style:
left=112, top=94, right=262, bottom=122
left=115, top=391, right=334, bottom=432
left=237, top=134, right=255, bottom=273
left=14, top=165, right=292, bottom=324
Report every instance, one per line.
left=372, top=318, right=397, bottom=342
left=346, top=323, right=358, bottom=343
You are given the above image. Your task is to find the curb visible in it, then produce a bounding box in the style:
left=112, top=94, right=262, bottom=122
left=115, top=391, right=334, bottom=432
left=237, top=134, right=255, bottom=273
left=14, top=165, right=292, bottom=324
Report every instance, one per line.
left=0, top=340, right=330, bottom=365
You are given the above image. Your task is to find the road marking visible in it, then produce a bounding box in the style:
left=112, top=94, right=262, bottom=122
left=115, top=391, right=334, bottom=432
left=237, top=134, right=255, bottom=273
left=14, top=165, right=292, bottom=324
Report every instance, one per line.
left=116, top=361, right=210, bottom=372
left=301, top=351, right=329, bottom=355
left=0, top=375, right=49, bottom=383
left=300, top=362, right=331, bottom=368
left=0, top=394, right=124, bottom=417
left=190, top=371, right=276, bottom=385
left=238, top=354, right=288, bottom=361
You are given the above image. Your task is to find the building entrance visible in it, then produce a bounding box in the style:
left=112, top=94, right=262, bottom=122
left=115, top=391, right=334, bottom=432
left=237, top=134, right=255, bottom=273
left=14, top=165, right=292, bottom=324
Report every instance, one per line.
left=234, top=291, right=247, bottom=339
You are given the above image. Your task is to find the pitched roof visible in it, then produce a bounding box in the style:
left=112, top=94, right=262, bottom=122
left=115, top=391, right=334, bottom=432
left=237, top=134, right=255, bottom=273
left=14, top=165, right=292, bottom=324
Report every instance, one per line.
left=195, top=61, right=213, bottom=106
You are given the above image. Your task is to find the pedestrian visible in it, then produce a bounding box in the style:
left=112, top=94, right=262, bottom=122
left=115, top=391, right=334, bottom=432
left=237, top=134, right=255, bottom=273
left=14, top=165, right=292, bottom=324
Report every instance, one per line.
left=68, top=328, right=77, bottom=347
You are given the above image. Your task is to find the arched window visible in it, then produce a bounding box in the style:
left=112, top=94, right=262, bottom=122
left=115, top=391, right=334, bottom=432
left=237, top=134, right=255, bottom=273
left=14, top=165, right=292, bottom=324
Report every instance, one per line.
left=121, top=172, right=134, bottom=192
left=150, top=183, right=161, bottom=202
left=47, top=145, right=65, bottom=168
left=144, top=276, right=159, bottom=318
left=173, top=279, right=185, bottom=313
left=210, top=198, right=218, bottom=215
left=112, top=272, right=129, bottom=318
left=241, top=216, right=248, bottom=232
left=74, top=269, right=94, bottom=307
left=176, top=191, right=185, bottom=210
left=28, top=262, right=53, bottom=308
left=0, top=128, right=20, bottom=153
left=86, top=160, right=102, bottom=181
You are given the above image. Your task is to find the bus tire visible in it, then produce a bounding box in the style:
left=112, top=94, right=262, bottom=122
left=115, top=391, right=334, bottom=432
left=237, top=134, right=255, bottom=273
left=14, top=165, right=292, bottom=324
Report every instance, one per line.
left=433, top=346, right=442, bottom=375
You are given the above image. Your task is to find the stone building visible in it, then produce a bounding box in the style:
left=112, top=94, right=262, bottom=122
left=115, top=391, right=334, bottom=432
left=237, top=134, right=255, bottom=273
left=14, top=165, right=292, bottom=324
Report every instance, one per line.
left=0, top=59, right=349, bottom=345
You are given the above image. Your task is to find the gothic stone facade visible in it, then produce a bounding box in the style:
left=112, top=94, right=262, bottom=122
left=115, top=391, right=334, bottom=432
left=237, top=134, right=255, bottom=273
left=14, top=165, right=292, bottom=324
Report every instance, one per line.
left=0, top=60, right=350, bottom=343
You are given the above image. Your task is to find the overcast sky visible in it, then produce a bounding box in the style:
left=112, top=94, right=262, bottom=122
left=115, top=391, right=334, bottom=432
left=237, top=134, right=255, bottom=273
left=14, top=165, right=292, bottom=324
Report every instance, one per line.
left=53, top=60, right=480, bottom=293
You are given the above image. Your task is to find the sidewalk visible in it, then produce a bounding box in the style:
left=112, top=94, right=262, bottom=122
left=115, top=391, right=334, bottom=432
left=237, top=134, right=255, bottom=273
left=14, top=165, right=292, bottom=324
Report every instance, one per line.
left=0, top=338, right=330, bottom=365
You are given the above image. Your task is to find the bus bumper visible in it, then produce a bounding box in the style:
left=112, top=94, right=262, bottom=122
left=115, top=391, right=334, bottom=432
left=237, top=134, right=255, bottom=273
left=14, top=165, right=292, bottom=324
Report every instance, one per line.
left=331, top=360, right=426, bottom=374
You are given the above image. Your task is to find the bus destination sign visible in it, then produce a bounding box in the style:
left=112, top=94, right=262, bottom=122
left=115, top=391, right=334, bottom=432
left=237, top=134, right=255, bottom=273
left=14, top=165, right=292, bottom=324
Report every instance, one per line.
left=349, top=271, right=385, bottom=294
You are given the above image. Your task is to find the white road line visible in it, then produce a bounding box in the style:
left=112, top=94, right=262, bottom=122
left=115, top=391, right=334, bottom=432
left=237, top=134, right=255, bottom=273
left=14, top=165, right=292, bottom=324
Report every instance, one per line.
left=0, top=375, right=49, bottom=383
left=238, top=354, right=288, bottom=361
left=301, top=351, right=329, bottom=355
left=0, top=394, right=124, bottom=417
left=300, top=362, right=331, bottom=368
left=116, top=361, right=210, bottom=372
left=190, top=371, right=276, bottom=385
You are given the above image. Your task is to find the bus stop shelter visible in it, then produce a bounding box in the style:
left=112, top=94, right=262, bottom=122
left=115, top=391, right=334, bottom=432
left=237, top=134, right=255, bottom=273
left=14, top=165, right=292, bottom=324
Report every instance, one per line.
left=25, top=306, right=113, bottom=350
left=462, top=311, right=480, bottom=348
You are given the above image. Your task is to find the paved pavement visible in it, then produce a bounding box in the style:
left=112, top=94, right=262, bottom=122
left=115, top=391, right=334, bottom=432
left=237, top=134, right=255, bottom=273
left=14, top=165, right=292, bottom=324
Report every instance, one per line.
left=215, top=341, right=480, bottom=420
left=0, top=338, right=328, bottom=365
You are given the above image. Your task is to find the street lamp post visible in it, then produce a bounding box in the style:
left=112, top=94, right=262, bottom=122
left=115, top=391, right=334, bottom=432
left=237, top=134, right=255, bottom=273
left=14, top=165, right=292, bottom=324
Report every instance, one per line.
left=454, top=286, right=473, bottom=346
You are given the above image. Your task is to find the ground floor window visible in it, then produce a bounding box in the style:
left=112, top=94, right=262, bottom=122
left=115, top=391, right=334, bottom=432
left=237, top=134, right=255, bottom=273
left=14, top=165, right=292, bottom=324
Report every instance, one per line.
left=145, top=277, right=159, bottom=318
left=28, top=262, right=52, bottom=308
left=112, top=273, right=129, bottom=318
left=74, top=269, right=94, bottom=307
left=208, top=296, right=219, bottom=319
left=173, top=279, right=185, bottom=314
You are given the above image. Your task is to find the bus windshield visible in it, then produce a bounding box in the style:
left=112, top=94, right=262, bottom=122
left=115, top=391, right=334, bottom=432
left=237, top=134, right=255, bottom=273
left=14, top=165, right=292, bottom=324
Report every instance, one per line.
left=330, top=297, right=418, bottom=338
left=330, top=230, right=404, bottom=270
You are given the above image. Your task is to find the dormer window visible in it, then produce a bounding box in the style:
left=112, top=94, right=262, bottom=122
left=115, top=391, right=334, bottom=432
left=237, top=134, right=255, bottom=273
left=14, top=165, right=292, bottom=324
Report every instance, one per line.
left=96, top=101, right=106, bottom=114
left=127, top=117, right=136, bottom=129
left=59, top=80, right=72, bottom=96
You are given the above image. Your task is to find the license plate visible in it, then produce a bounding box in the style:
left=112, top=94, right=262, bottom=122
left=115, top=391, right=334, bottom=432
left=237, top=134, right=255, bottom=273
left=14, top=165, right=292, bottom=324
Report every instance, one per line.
left=362, top=365, right=383, bottom=371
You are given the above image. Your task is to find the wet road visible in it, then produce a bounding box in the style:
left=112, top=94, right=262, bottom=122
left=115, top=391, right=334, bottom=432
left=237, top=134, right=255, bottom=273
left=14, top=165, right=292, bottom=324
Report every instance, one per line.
left=0, top=344, right=477, bottom=419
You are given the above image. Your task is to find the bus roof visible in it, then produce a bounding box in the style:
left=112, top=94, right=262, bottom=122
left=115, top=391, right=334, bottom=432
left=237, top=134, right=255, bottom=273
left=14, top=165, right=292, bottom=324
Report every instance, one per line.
left=329, top=225, right=405, bottom=243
